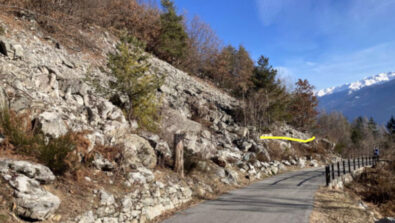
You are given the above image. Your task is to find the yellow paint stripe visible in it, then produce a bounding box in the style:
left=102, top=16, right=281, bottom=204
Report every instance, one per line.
left=260, top=136, right=316, bottom=143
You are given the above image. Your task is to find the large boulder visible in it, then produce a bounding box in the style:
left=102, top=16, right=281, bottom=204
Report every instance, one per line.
left=139, top=132, right=172, bottom=165
left=0, top=159, right=55, bottom=183
left=118, top=134, right=157, bottom=169
left=10, top=175, right=60, bottom=221
left=0, top=159, right=60, bottom=221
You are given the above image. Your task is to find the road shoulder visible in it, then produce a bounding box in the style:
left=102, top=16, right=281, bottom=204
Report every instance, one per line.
left=310, top=186, right=379, bottom=223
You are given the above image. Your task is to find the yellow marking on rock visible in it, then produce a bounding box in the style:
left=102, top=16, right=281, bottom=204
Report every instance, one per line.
left=260, top=136, right=316, bottom=143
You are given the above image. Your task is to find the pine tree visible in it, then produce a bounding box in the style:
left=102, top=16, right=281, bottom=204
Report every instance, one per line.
left=155, top=0, right=188, bottom=65
left=368, top=117, right=378, bottom=137
left=386, top=115, right=395, bottom=135
left=243, top=55, right=291, bottom=128
left=351, top=116, right=365, bottom=145
left=108, top=36, right=164, bottom=131
left=251, top=56, right=278, bottom=91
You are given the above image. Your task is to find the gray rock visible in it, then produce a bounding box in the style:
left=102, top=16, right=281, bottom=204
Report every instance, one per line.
left=37, top=111, right=68, bottom=138
left=0, top=159, right=55, bottom=183
left=282, top=160, right=291, bottom=166
left=10, top=175, right=60, bottom=221
left=118, top=134, right=157, bottom=169
left=11, top=44, right=24, bottom=59
left=298, top=157, right=306, bottom=168
left=270, top=166, right=279, bottom=175
left=0, top=86, right=7, bottom=109
left=310, top=159, right=319, bottom=167
left=99, top=189, right=115, bottom=206
left=75, top=211, right=96, bottom=223
left=241, top=141, right=253, bottom=151
left=243, top=152, right=257, bottom=162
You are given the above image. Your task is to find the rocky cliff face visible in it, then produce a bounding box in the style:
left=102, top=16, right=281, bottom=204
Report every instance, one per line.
left=0, top=15, right=332, bottom=223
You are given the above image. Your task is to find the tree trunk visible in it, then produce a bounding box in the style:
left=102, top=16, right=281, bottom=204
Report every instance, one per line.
left=127, top=95, right=133, bottom=121
left=174, top=133, right=185, bottom=178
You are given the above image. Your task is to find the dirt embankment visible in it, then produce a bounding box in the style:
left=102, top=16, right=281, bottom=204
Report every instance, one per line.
left=310, top=161, right=395, bottom=223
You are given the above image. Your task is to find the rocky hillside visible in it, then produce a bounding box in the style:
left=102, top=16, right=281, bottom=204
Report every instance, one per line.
left=0, top=14, right=334, bottom=223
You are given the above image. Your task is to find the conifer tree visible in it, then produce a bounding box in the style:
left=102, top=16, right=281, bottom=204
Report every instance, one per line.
left=251, top=56, right=278, bottom=91
left=156, top=0, right=188, bottom=65
left=387, top=115, right=395, bottom=135
left=108, top=36, right=163, bottom=131
left=243, top=55, right=290, bottom=128
left=368, top=117, right=378, bottom=137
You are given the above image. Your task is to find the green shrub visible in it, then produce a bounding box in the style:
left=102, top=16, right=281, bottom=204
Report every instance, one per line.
left=39, top=133, right=75, bottom=175
left=108, top=35, right=164, bottom=131
left=0, top=109, right=76, bottom=175
left=0, top=26, right=4, bottom=35
left=0, top=108, right=41, bottom=156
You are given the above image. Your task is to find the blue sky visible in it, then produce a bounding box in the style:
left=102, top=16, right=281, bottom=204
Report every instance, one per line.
left=161, top=0, right=395, bottom=90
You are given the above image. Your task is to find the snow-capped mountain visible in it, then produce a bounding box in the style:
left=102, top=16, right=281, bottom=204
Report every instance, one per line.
left=317, top=72, right=395, bottom=124
left=316, top=72, right=395, bottom=97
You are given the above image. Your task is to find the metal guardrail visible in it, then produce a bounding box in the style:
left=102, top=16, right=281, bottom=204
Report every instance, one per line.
left=325, top=156, right=379, bottom=186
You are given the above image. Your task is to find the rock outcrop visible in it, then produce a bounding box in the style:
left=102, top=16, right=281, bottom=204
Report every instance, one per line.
left=0, top=159, right=60, bottom=220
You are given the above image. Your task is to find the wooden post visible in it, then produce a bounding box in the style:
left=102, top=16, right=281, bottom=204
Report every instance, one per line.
left=343, top=160, right=346, bottom=175
left=174, top=133, right=185, bottom=178
left=337, top=162, right=340, bottom=177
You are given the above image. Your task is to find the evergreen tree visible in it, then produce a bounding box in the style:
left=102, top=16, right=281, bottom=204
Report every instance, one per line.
left=386, top=115, right=395, bottom=135
left=108, top=36, right=164, bottom=131
left=351, top=116, right=365, bottom=145
left=251, top=56, right=278, bottom=91
left=243, top=55, right=291, bottom=128
left=155, top=0, right=188, bottom=65
left=368, top=117, right=378, bottom=137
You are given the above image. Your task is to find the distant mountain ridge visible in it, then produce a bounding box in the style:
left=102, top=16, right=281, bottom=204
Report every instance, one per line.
left=317, top=72, right=395, bottom=124
left=316, top=72, right=395, bottom=97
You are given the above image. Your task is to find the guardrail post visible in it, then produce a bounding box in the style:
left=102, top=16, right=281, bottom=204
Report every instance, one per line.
left=358, top=157, right=360, bottom=168
left=343, top=160, right=346, bottom=174
left=348, top=159, right=351, bottom=173
left=337, top=162, right=340, bottom=177
left=353, top=158, right=356, bottom=170
left=325, top=165, right=330, bottom=186
left=331, top=163, right=335, bottom=180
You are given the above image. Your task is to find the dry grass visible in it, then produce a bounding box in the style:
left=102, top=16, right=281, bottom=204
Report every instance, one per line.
left=347, top=162, right=395, bottom=217
left=0, top=0, right=160, bottom=54
left=310, top=187, right=379, bottom=223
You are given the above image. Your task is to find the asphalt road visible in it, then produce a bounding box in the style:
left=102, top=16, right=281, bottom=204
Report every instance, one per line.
left=162, top=167, right=325, bottom=223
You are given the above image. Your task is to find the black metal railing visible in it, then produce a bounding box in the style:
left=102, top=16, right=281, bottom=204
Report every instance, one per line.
left=325, top=156, right=379, bottom=186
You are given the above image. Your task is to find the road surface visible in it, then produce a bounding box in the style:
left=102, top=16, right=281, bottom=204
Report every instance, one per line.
left=162, top=167, right=325, bottom=223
